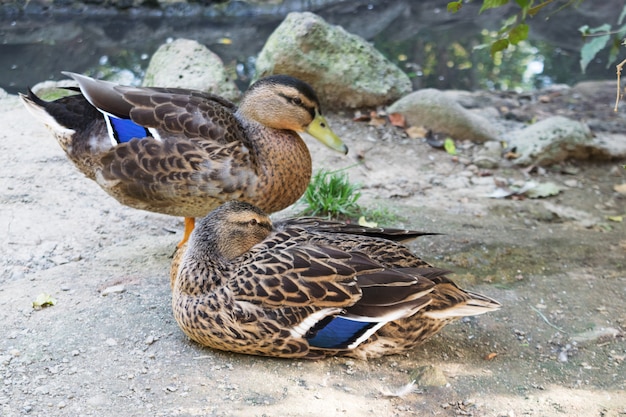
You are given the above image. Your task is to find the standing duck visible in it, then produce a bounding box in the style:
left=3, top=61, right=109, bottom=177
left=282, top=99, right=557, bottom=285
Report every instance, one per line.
left=171, top=201, right=501, bottom=359
left=20, top=73, right=347, bottom=246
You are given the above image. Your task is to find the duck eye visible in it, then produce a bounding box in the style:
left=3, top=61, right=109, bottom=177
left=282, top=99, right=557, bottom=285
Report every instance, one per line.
left=249, top=218, right=258, bottom=226
left=291, top=97, right=302, bottom=106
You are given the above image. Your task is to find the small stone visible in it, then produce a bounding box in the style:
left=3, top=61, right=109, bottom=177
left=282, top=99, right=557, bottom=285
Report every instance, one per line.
left=101, top=285, right=125, bottom=296
left=410, top=365, right=448, bottom=387
left=57, top=401, right=66, bottom=409
left=105, top=338, right=117, bottom=347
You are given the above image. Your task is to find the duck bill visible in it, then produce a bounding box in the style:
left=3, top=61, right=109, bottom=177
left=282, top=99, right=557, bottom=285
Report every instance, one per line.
left=306, top=112, right=348, bottom=155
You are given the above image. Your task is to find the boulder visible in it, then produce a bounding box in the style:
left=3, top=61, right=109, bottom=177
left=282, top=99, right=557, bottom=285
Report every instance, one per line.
left=507, top=116, right=594, bottom=166
left=255, top=12, right=411, bottom=110
left=142, top=38, right=240, bottom=101
left=387, top=88, right=500, bottom=143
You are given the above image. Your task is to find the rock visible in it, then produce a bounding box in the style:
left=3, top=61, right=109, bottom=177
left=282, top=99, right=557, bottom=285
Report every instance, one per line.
left=142, top=38, right=240, bottom=101
left=410, top=364, right=448, bottom=387
left=255, top=12, right=411, bottom=110
left=507, top=116, right=594, bottom=166
left=473, top=140, right=503, bottom=168
left=387, top=88, right=500, bottom=143
left=587, top=133, right=626, bottom=160
left=100, top=284, right=126, bottom=296
left=542, top=201, right=598, bottom=228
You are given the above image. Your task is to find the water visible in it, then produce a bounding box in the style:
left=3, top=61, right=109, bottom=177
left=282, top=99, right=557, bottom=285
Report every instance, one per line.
left=0, top=0, right=618, bottom=94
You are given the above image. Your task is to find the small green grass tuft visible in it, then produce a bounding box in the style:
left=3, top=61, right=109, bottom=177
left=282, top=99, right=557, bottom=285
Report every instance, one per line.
left=300, top=169, right=362, bottom=218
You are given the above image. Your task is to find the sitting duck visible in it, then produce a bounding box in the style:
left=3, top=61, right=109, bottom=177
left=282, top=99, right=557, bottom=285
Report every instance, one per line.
left=171, top=201, right=501, bottom=359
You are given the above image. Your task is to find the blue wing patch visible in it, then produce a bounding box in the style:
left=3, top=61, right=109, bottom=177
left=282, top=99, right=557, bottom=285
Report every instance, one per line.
left=306, top=316, right=377, bottom=349
left=109, top=116, right=151, bottom=143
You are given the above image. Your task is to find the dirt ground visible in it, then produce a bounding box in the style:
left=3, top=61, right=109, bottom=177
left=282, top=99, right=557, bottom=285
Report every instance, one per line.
left=0, top=87, right=625, bottom=417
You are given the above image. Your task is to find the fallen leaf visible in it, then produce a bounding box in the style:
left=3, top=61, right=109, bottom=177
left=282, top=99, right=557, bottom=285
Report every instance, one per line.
left=607, top=215, right=623, bottom=222
left=484, top=352, right=498, bottom=361
left=487, top=188, right=515, bottom=199
left=217, top=37, right=232, bottom=45
left=358, top=216, right=378, bottom=228
left=443, top=138, right=457, bottom=155
left=405, top=125, right=429, bottom=139
left=525, top=181, right=562, bottom=199
left=368, top=112, right=386, bottom=127
left=614, top=183, right=626, bottom=195
left=388, top=112, right=406, bottom=128
left=32, top=293, right=56, bottom=309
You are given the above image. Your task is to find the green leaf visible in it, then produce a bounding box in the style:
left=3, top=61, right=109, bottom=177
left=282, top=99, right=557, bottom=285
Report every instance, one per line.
left=447, top=1, right=463, bottom=13
left=490, top=38, right=510, bottom=56
left=514, top=0, right=530, bottom=7
left=479, top=0, right=509, bottom=13
left=608, top=38, right=622, bottom=69
left=528, top=0, right=559, bottom=17
left=619, top=4, right=626, bottom=24
left=501, top=14, right=518, bottom=31
left=33, top=293, right=56, bottom=309
left=443, top=138, right=457, bottom=155
left=509, top=24, right=529, bottom=45
left=584, top=23, right=612, bottom=35
left=580, top=33, right=610, bottom=73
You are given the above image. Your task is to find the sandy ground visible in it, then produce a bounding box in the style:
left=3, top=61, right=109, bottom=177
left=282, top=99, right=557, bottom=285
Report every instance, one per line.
left=1, top=91, right=625, bottom=417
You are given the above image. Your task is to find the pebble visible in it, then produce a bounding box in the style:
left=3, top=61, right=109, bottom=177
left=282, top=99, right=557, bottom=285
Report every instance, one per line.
left=101, top=284, right=125, bottom=296
left=105, top=338, right=117, bottom=346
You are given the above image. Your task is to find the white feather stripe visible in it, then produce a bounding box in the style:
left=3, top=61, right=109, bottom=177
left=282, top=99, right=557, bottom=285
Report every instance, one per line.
left=347, top=320, right=386, bottom=349
left=423, top=302, right=499, bottom=320
left=103, top=114, right=117, bottom=146
left=289, top=308, right=342, bottom=339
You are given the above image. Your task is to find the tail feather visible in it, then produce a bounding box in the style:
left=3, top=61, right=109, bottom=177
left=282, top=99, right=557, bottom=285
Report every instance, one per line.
left=424, top=291, right=501, bottom=320
left=19, top=89, right=100, bottom=133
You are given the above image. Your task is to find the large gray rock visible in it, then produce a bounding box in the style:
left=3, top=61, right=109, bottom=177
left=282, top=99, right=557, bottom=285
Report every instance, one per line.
left=142, top=38, right=240, bottom=101
left=508, top=116, right=594, bottom=166
left=387, top=88, right=500, bottom=143
left=255, top=12, right=412, bottom=110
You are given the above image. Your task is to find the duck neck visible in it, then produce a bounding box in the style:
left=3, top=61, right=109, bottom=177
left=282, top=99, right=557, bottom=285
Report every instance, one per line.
left=236, top=115, right=313, bottom=213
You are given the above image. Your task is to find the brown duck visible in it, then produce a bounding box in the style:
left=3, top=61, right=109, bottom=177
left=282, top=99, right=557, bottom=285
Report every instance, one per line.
left=171, top=201, right=501, bottom=359
left=20, top=73, right=347, bottom=246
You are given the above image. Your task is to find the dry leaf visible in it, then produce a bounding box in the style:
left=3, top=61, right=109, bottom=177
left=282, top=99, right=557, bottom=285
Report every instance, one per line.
left=405, top=125, right=429, bottom=139
left=388, top=112, right=406, bottom=128
left=484, top=352, right=498, bottom=361
left=369, top=110, right=387, bottom=126
left=614, top=183, right=626, bottom=195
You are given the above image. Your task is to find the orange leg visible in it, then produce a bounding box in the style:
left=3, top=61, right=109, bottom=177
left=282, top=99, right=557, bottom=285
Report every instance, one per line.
left=177, top=217, right=195, bottom=248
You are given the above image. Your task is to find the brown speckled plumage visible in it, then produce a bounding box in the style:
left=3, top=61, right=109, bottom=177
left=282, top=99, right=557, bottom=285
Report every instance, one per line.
left=171, top=201, right=501, bottom=360
left=20, top=74, right=347, bottom=245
